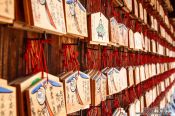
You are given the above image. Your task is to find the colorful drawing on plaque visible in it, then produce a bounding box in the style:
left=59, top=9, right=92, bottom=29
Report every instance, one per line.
left=66, top=0, right=83, bottom=33
left=105, top=68, right=119, bottom=95
left=90, top=12, right=109, bottom=44
left=66, top=72, right=89, bottom=105
left=110, top=17, right=119, bottom=44
left=26, top=0, right=66, bottom=34
left=96, top=19, right=106, bottom=39
left=118, top=24, right=128, bottom=46
left=27, top=76, right=66, bottom=116
left=31, top=80, right=62, bottom=116
left=65, top=0, right=87, bottom=37
left=64, top=71, right=90, bottom=114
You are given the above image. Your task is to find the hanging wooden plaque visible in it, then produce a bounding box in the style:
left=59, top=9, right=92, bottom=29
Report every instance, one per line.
left=129, top=29, right=135, bottom=49
left=63, top=71, right=91, bottom=114
left=140, top=66, right=145, bottom=82
left=105, top=68, right=119, bottom=95
left=24, top=0, right=66, bottom=34
left=135, top=100, right=140, bottom=114
left=134, top=32, right=143, bottom=50
left=151, top=40, right=156, bottom=53
left=156, top=63, right=160, bottom=75
left=154, top=19, right=158, bottom=31
left=118, top=67, right=128, bottom=91
left=141, top=33, right=145, bottom=51
left=147, top=37, right=151, bottom=52
left=90, top=71, right=107, bottom=106
left=144, top=64, right=149, bottom=80
left=64, top=0, right=88, bottom=37
left=118, top=24, right=128, bottom=47
left=133, top=0, right=138, bottom=18
left=0, top=0, right=14, bottom=23
left=149, top=64, right=152, bottom=77
left=127, top=67, right=134, bottom=87
left=134, top=66, right=140, bottom=84
left=109, top=17, right=119, bottom=45
left=145, top=91, right=149, bottom=107
left=140, top=96, right=144, bottom=113
left=139, top=3, right=143, bottom=21
left=11, top=72, right=43, bottom=116
left=156, top=0, right=160, bottom=11
left=152, top=64, right=156, bottom=76
left=88, top=12, right=109, bottom=45
left=26, top=74, right=66, bottom=116
left=144, top=36, right=148, bottom=52
left=0, top=82, right=17, bottom=116
left=143, top=9, right=147, bottom=24
left=123, top=0, right=132, bottom=12
left=128, top=103, right=135, bottom=116
left=160, top=6, right=164, bottom=18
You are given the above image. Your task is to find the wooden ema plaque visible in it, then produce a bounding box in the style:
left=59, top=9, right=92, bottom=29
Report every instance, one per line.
left=0, top=0, right=14, bottom=23
left=113, top=108, right=127, bottom=116
left=64, top=0, right=88, bottom=37
left=139, top=2, right=143, bottom=21
left=144, top=36, right=148, bottom=52
left=118, top=67, right=128, bottom=91
left=118, top=23, right=128, bottom=47
left=140, top=96, right=144, bottom=113
left=128, top=103, right=135, bottom=116
left=135, top=99, right=140, bottom=115
left=144, top=64, right=149, bottom=80
left=26, top=73, right=66, bottom=116
left=133, top=0, right=138, bottom=18
left=90, top=71, right=107, bottom=106
left=88, top=12, right=109, bottom=45
left=63, top=71, right=90, bottom=114
left=11, top=72, right=43, bottom=116
left=140, top=66, right=145, bottom=82
left=129, top=29, right=135, bottom=49
left=24, top=0, right=66, bottom=34
left=134, top=32, right=143, bottom=50
left=109, top=17, right=119, bottom=45
left=141, top=33, right=145, bottom=50
left=134, top=66, right=140, bottom=85
left=124, top=0, right=132, bottom=12
left=0, top=80, right=17, bottom=116
left=104, top=68, right=119, bottom=95
left=127, top=67, right=134, bottom=87
left=143, top=9, right=147, bottom=24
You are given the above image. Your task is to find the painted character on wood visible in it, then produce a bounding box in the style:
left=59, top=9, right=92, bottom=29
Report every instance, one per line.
left=32, top=80, right=62, bottom=116
left=96, top=19, right=105, bottom=40
left=36, top=86, right=53, bottom=116
left=66, top=0, right=85, bottom=33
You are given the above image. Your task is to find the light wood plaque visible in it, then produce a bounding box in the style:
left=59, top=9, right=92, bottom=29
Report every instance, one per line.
left=89, top=12, right=109, bottom=45
left=63, top=71, right=91, bottom=114
left=64, top=0, right=88, bottom=37
left=24, top=0, right=66, bottom=34
left=26, top=74, right=66, bottom=116
left=110, top=17, right=120, bottom=45
left=0, top=0, right=14, bottom=23
left=0, top=82, right=17, bottom=116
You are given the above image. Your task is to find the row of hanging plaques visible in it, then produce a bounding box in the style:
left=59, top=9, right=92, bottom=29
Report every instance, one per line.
left=0, top=61, right=174, bottom=116
left=1, top=0, right=174, bottom=56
